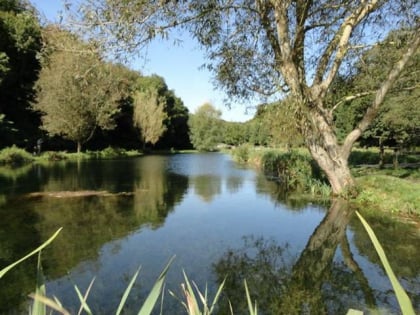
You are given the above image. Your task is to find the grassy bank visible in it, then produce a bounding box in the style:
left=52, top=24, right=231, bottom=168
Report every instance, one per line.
left=354, top=174, right=419, bottom=217
left=231, top=145, right=420, bottom=218
left=0, top=146, right=144, bottom=165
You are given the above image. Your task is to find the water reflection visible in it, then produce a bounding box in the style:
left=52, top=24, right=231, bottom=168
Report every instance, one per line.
left=0, top=156, right=189, bottom=313
left=214, top=199, right=419, bottom=314
left=0, top=154, right=418, bottom=314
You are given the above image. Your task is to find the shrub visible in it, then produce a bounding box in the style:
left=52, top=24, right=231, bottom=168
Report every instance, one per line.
left=260, top=150, right=329, bottom=195
left=99, top=146, right=128, bottom=159
left=232, top=144, right=251, bottom=163
left=0, top=145, right=34, bottom=166
left=41, top=151, right=67, bottom=161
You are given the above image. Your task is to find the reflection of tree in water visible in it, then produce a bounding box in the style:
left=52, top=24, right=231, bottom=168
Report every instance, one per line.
left=191, top=175, right=222, bottom=202
left=255, top=174, right=327, bottom=211
left=0, top=201, right=41, bottom=314
left=213, top=200, right=415, bottom=314
left=0, top=156, right=189, bottom=313
left=133, top=155, right=188, bottom=227
left=226, top=176, right=244, bottom=194
left=349, top=213, right=420, bottom=278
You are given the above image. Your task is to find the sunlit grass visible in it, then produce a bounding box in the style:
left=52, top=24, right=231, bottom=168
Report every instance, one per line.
left=355, top=175, right=420, bottom=216
left=0, top=145, right=34, bottom=166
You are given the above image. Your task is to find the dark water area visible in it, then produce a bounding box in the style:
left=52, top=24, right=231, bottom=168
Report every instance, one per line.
left=0, top=153, right=419, bottom=314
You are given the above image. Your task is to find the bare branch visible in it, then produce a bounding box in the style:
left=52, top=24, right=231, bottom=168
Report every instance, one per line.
left=330, top=91, right=376, bottom=114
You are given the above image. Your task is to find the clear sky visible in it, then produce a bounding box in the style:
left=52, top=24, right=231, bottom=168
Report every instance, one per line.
left=30, top=0, right=256, bottom=122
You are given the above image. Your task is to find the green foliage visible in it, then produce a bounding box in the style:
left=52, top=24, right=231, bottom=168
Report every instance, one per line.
left=33, top=27, right=131, bottom=152
left=39, top=151, right=68, bottom=162
left=188, top=103, right=223, bottom=151
left=133, top=86, right=167, bottom=147
left=254, top=101, right=303, bottom=148
left=260, top=150, right=328, bottom=195
left=0, top=0, right=42, bottom=148
left=231, top=143, right=251, bottom=163
left=98, top=146, right=128, bottom=159
left=132, top=75, right=191, bottom=150
left=0, top=145, right=33, bottom=166
left=355, top=175, right=420, bottom=216
left=222, top=121, right=246, bottom=146
left=334, top=30, right=420, bottom=149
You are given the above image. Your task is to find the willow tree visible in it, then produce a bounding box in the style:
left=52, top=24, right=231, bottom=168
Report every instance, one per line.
left=66, top=0, right=419, bottom=195
left=33, top=27, right=130, bottom=153
left=133, top=87, right=167, bottom=148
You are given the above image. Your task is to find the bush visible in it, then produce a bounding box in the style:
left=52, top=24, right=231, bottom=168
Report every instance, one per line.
left=232, top=143, right=251, bottom=163
left=0, top=145, right=34, bottom=166
left=260, top=150, right=329, bottom=195
left=99, top=146, right=128, bottom=159
left=41, top=151, right=67, bottom=161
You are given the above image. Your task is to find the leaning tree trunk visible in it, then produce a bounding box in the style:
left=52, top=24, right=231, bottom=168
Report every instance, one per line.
left=299, top=102, right=356, bottom=196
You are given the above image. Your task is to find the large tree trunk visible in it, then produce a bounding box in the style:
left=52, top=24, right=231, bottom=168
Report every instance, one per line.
left=77, top=141, right=82, bottom=154
left=298, top=100, right=356, bottom=196
left=308, top=141, right=355, bottom=196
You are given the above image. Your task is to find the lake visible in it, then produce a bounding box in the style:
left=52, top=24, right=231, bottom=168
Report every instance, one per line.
left=0, top=153, right=419, bottom=314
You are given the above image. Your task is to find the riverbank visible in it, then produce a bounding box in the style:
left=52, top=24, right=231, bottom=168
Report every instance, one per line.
left=0, top=145, right=199, bottom=166
left=229, top=145, right=420, bottom=219
left=1, top=145, right=418, bottom=219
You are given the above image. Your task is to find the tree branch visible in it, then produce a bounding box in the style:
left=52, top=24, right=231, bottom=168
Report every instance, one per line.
left=271, top=1, right=301, bottom=93
left=330, top=91, right=376, bottom=114
left=341, top=30, right=420, bottom=160
left=313, top=1, right=379, bottom=94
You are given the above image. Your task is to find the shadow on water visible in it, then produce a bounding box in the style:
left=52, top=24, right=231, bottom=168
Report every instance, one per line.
left=213, top=199, right=420, bottom=314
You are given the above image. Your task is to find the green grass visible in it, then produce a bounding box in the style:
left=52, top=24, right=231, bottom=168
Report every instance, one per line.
left=0, top=145, right=34, bottom=166
left=354, top=175, right=420, bottom=217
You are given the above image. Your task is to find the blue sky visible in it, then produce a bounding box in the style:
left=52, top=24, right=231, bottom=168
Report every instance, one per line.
left=30, top=0, right=255, bottom=122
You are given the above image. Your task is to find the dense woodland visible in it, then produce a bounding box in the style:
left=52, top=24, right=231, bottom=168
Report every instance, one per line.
left=0, top=1, right=418, bottom=161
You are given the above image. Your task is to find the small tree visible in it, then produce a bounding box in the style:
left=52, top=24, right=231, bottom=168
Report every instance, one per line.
left=133, top=87, right=167, bottom=149
left=33, top=28, right=129, bottom=153
left=188, top=103, right=223, bottom=151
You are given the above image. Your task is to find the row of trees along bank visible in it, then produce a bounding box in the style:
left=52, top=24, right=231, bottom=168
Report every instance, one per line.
left=0, top=1, right=191, bottom=153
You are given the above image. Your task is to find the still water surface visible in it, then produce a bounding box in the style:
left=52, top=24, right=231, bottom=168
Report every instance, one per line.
left=0, top=153, right=419, bottom=314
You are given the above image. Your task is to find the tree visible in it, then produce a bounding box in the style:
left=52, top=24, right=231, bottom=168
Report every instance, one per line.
left=133, top=87, right=167, bottom=148
left=188, top=103, right=223, bottom=151
left=66, top=0, right=419, bottom=195
left=253, top=101, right=303, bottom=148
left=334, top=30, right=420, bottom=152
left=135, top=75, right=191, bottom=149
left=33, top=27, right=129, bottom=153
left=0, top=0, right=42, bottom=148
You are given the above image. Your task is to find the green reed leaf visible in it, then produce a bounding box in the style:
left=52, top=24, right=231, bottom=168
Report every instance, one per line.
left=244, top=280, right=258, bottom=315
left=32, top=252, right=46, bottom=315
left=138, top=255, right=175, bottom=315
left=0, top=228, right=62, bottom=279
left=74, top=278, right=95, bottom=315
left=356, top=211, right=415, bottom=315
left=116, top=266, right=141, bottom=315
